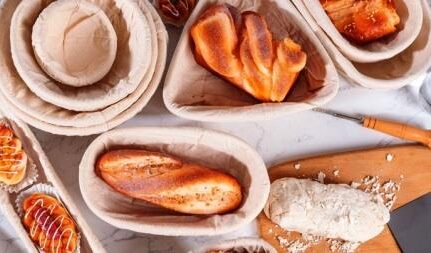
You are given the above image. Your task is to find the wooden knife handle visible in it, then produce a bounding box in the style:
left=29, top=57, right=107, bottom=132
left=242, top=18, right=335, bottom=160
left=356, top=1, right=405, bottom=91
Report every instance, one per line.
left=363, top=117, right=431, bottom=148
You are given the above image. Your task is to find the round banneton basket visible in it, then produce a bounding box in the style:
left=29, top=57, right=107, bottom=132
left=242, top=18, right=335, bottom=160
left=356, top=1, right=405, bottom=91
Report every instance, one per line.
left=31, top=0, right=118, bottom=88
left=9, top=0, right=152, bottom=112
left=79, top=127, right=270, bottom=236
left=292, top=0, right=431, bottom=90
left=0, top=0, right=167, bottom=136
left=163, top=0, right=339, bottom=122
left=190, top=238, right=277, bottom=253
left=298, top=0, right=423, bottom=63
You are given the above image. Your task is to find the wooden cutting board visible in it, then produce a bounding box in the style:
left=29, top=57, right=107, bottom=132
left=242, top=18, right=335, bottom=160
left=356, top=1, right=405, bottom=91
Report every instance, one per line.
left=258, top=145, right=431, bottom=253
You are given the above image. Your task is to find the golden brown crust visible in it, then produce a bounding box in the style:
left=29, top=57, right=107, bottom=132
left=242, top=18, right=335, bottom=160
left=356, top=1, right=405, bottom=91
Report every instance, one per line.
left=242, top=12, right=273, bottom=75
left=190, top=4, right=307, bottom=102
left=320, top=0, right=400, bottom=44
left=0, top=124, right=13, bottom=141
left=0, top=124, right=27, bottom=185
left=191, top=4, right=243, bottom=85
left=96, top=149, right=243, bottom=215
left=22, top=193, right=78, bottom=253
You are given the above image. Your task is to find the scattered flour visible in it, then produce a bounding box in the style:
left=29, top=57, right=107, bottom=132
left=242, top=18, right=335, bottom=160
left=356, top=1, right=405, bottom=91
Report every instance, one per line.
left=276, top=234, right=322, bottom=253
left=350, top=182, right=361, bottom=189
left=317, top=171, right=326, bottom=183
left=327, top=239, right=360, bottom=253
left=362, top=176, right=401, bottom=209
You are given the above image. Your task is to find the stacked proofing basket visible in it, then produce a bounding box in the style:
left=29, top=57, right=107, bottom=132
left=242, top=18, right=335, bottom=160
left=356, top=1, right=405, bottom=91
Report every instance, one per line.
left=291, top=0, right=431, bottom=89
left=0, top=0, right=168, bottom=136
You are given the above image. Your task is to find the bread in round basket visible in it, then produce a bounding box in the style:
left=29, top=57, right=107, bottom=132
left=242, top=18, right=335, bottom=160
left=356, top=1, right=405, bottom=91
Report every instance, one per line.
left=0, top=0, right=168, bottom=136
left=296, top=0, right=423, bottom=63
left=10, top=0, right=152, bottom=112
left=32, top=0, right=118, bottom=87
left=163, top=0, right=339, bottom=122
left=79, top=127, right=270, bottom=236
left=292, top=0, right=431, bottom=89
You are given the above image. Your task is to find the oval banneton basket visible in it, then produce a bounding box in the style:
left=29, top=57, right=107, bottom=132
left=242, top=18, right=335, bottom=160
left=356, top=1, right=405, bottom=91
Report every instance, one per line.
left=79, top=127, right=270, bottom=236
left=299, top=0, right=423, bottom=63
left=0, top=110, right=106, bottom=253
left=292, top=0, right=431, bottom=89
left=163, top=0, right=339, bottom=122
left=0, top=0, right=168, bottom=136
left=190, top=238, right=277, bottom=253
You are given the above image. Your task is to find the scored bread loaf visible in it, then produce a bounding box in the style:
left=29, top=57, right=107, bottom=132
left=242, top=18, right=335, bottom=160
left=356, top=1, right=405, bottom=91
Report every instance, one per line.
left=190, top=4, right=307, bottom=102
left=96, top=149, right=243, bottom=215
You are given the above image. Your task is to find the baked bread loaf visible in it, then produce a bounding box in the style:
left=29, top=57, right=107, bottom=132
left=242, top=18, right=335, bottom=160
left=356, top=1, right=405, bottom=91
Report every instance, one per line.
left=320, top=0, right=400, bottom=44
left=96, top=149, right=243, bottom=215
left=0, top=123, right=27, bottom=185
left=22, top=193, right=79, bottom=253
left=264, top=178, right=390, bottom=242
left=190, top=4, right=307, bottom=102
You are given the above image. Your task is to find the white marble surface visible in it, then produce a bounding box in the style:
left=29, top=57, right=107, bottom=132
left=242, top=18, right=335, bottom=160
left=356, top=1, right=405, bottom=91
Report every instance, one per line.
left=1, top=21, right=431, bottom=253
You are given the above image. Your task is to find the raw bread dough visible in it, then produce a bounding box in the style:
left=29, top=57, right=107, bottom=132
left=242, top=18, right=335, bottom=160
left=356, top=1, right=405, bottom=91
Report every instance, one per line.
left=264, top=178, right=390, bottom=242
left=32, top=0, right=117, bottom=87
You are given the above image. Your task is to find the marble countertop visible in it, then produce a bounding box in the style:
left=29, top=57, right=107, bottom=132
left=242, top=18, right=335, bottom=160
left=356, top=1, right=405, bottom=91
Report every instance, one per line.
left=1, top=23, right=431, bottom=253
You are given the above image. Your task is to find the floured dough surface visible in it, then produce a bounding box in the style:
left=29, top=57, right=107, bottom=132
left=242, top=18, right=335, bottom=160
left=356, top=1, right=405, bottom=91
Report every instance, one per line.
left=32, top=0, right=117, bottom=87
left=264, top=178, right=390, bottom=242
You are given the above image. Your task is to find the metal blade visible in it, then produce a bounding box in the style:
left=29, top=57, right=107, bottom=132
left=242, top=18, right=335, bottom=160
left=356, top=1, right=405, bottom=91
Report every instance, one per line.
left=312, top=108, right=363, bottom=124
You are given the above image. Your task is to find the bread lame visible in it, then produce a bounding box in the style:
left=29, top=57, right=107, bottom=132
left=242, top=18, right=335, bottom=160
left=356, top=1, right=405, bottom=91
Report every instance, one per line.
left=313, top=108, right=431, bottom=148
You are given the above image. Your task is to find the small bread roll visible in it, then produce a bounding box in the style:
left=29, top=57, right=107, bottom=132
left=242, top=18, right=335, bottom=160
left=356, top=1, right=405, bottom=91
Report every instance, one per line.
left=22, top=193, right=79, bottom=253
left=0, top=124, right=27, bottom=185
